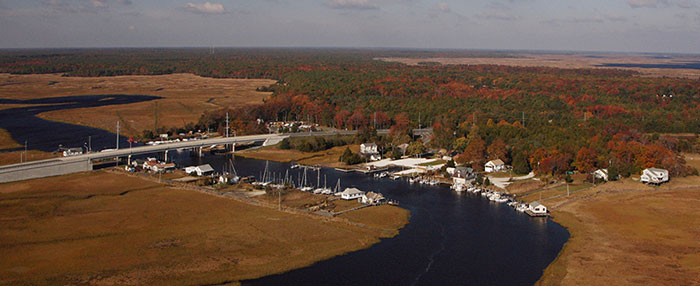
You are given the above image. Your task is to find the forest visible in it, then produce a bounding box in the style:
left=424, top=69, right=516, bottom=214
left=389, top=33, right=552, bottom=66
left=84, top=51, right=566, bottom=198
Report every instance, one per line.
left=2, top=48, right=699, bottom=177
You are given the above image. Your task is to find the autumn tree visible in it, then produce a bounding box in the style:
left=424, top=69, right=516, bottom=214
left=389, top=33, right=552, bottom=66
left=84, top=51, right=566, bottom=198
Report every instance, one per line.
left=487, top=139, right=507, bottom=162
left=573, top=146, right=598, bottom=172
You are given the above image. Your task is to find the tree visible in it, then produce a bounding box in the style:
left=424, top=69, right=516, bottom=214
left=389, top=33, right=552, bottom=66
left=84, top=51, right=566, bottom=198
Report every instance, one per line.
left=487, top=139, right=507, bottom=162
left=431, top=122, right=455, bottom=150
left=406, top=141, right=426, bottom=156
left=608, top=165, right=619, bottom=181
left=463, top=137, right=486, bottom=170
left=573, top=146, right=598, bottom=172
left=512, top=152, right=531, bottom=174
left=453, top=137, right=468, bottom=152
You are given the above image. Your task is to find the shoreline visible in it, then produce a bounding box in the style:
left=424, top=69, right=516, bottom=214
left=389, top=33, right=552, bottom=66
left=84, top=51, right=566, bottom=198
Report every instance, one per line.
left=0, top=169, right=409, bottom=285
left=535, top=177, right=700, bottom=285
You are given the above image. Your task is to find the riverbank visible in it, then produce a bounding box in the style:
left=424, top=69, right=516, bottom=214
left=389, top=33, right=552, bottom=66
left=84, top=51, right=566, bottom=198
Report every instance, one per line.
left=236, top=144, right=361, bottom=169
left=536, top=177, right=700, bottom=285
left=0, top=170, right=409, bottom=285
left=0, top=73, right=275, bottom=139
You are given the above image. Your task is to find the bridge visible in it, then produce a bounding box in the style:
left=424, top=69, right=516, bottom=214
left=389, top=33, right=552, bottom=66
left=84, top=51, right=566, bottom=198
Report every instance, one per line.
left=0, top=128, right=429, bottom=183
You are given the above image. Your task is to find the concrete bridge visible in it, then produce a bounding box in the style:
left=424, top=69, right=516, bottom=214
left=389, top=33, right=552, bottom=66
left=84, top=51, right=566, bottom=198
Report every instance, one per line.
left=0, top=128, right=429, bottom=184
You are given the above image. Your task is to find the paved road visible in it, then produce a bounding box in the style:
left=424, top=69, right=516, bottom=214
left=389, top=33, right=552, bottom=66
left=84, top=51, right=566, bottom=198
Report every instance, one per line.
left=0, top=128, right=421, bottom=183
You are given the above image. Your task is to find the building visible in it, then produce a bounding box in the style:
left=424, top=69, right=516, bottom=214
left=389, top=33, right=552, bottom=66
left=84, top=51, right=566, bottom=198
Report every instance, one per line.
left=593, top=169, right=609, bottom=181
left=62, top=148, right=83, bottom=157
left=152, top=163, right=176, bottom=173
left=360, top=143, right=378, bottom=155
left=340, top=187, right=365, bottom=200
left=185, top=164, right=215, bottom=176
left=641, top=168, right=669, bottom=185
left=526, top=201, right=548, bottom=217
left=485, top=159, right=506, bottom=173
left=361, top=192, right=386, bottom=205
left=452, top=167, right=475, bottom=186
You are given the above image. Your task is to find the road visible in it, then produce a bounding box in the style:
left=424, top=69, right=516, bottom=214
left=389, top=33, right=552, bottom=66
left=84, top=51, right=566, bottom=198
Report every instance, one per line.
left=0, top=128, right=426, bottom=183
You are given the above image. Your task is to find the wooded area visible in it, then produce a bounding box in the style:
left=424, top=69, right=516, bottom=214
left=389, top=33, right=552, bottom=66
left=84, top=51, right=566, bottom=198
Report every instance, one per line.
left=2, top=48, right=698, bottom=177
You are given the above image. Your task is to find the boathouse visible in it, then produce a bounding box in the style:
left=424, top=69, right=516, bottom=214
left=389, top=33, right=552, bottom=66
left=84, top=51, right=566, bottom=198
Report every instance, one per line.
left=340, top=188, right=365, bottom=200
left=526, top=201, right=548, bottom=217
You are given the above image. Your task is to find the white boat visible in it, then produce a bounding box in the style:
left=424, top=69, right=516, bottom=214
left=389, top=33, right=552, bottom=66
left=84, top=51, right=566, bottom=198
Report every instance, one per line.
left=453, top=184, right=465, bottom=192
left=516, top=204, right=528, bottom=212
left=321, top=188, right=333, bottom=195
left=495, top=196, right=508, bottom=203
left=391, top=175, right=401, bottom=180
left=300, top=186, right=313, bottom=192
left=408, top=177, right=417, bottom=184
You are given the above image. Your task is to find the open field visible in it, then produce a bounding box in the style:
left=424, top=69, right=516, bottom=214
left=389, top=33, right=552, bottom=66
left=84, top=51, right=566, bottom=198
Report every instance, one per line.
left=237, top=144, right=361, bottom=168
left=0, top=73, right=276, bottom=140
left=378, top=53, right=700, bottom=79
left=537, top=177, right=700, bottom=285
left=0, top=171, right=408, bottom=285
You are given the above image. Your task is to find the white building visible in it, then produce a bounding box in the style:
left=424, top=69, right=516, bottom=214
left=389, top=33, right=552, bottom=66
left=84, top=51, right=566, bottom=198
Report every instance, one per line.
left=152, top=163, right=176, bottom=173
left=340, top=187, right=365, bottom=200
left=641, top=168, right=669, bottom=184
left=360, top=143, right=378, bottom=154
left=528, top=201, right=548, bottom=216
left=360, top=192, right=386, bottom=205
left=485, top=159, right=506, bottom=173
left=185, top=164, right=215, bottom=176
left=593, top=169, right=609, bottom=181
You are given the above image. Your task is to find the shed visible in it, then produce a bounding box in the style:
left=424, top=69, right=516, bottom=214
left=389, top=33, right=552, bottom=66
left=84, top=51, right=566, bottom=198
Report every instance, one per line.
left=340, top=188, right=365, bottom=200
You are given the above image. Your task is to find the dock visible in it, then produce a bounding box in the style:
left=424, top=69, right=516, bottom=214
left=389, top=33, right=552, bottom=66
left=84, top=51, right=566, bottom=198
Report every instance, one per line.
left=525, top=210, right=549, bottom=217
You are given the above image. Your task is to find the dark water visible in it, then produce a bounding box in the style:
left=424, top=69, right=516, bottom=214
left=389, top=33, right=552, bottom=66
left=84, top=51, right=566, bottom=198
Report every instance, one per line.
left=167, top=154, right=569, bottom=286
left=598, top=61, right=700, bottom=70
left=0, top=94, right=159, bottom=152
left=3, top=94, right=569, bottom=285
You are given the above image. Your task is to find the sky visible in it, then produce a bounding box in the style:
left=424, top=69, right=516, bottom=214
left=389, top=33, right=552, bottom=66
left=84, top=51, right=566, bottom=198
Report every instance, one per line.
left=1, top=0, right=699, bottom=53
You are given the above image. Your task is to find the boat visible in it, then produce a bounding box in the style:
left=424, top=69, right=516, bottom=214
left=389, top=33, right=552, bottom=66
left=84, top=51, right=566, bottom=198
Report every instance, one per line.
left=408, top=177, right=417, bottom=184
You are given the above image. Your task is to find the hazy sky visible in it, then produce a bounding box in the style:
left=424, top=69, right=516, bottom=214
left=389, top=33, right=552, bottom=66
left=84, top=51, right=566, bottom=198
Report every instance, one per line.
left=1, top=0, right=699, bottom=53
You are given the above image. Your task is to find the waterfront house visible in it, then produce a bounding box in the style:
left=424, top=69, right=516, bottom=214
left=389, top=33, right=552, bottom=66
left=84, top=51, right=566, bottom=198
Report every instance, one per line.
left=640, top=168, right=669, bottom=185
left=485, top=159, right=506, bottom=173
left=340, top=187, right=365, bottom=200
left=593, top=169, right=609, bottom=181
left=527, top=201, right=548, bottom=216
left=360, top=143, right=381, bottom=161
left=185, top=164, right=215, bottom=176
left=153, top=163, right=176, bottom=173
left=452, top=167, right=475, bottom=186
left=361, top=192, right=386, bottom=205
left=143, top=160, right=159, bottom=171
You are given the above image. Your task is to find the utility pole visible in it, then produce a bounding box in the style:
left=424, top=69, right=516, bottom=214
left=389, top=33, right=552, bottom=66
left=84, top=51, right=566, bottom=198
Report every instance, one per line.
left=567, top=183, right=570, bottom=196
left=278, top=190, right=281, bottom=210
left=418, top=112, right=421, bottom=129
left=116, top=121, right=120, bottom=150
left=522, top=111, right=525, bottom=127
left=24, top=140, right=27, bottom=161
left=88, top=136, right=91, bottom=153
left=225, top=112, right=230, bottom=138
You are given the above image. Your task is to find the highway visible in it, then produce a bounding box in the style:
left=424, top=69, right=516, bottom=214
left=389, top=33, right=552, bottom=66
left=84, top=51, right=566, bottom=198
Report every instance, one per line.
left=0, top=128, right=426, bottom=183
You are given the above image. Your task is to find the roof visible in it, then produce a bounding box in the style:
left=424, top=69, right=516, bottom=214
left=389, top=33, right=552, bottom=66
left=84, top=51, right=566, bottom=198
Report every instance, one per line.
left=342, top=188, right=365, bottom=195
left=361, top=143, right=377, bottom=147
left=157, top=163, right=176, bottom=168
left=364, top=191, right=385, bottom=200
left=530, top=201, right=544, bottom=208
left=487, top=159, right=505, bottom=166
left=646, top=167, right=668, bottom=174
left=197, top=164, right=214, bottom=172
left=595, top=169, right=608, bottom=175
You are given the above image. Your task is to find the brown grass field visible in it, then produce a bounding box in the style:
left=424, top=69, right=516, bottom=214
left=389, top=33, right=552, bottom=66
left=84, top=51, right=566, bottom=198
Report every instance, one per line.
left=536, top=177, right=700, bottom=285
left=0, top=73, right=276, bottom=139
left=0, top=171, right=408, bottom=285
left=378, top=53, right=700, bottom=79
left=237, top=144, right=362, bottom=168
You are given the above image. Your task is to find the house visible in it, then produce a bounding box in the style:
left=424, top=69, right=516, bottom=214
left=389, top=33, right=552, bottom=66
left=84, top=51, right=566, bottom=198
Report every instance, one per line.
left=340, top=187, right=365, bottom=200
left=62, top=148, right=83, bottom=157
left=452, top=167, right=475, bottom=186
left=143, top=160, right=159, bottom=171
left=361, top=192, right=386, bottom=205
left=527, top=201, right=548, bottom=216
left=131, top=159, right=146, bottom=168
left=485, top=159, right=506, bottom=173
left=360, top=143, right=379, bottom=155
left=185, top=164, right=215, bottom=176
left=641, top=168, right=669, bottom=184
left=360, top=143, right=381, bottom=161
left=152, top=163, right=176, bottom=173
left=593, top=169, right=609, bottom=181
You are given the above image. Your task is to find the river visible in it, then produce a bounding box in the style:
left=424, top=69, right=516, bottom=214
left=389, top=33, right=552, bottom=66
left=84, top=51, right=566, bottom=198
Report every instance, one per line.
left=1, top=94, right=569, bottom=285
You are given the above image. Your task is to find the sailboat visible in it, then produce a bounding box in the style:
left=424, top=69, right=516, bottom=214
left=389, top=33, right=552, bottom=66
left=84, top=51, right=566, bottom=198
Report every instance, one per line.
left=320, top=175, right=333, bottom=195
left=219, top=159, right=240, bottom=184
left=300, top=167, right=313, bottom=192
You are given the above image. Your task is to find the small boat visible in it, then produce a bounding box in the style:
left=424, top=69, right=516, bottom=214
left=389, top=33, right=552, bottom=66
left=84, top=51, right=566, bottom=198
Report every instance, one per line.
left=408, top=177, right=417, bottom=184
left=300, top=186, right=313, bottom=192
left=391, top=175, right=400, bottom=180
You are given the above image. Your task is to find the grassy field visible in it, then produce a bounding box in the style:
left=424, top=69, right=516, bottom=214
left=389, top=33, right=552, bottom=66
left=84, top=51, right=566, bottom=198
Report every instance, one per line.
left=237, top=144, right=361, bottom=168
left=536, top=177, right=700, bottom=285
left=0, top=171, right=408, bottom=285
left=0, top=73, right=275, bottom=140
